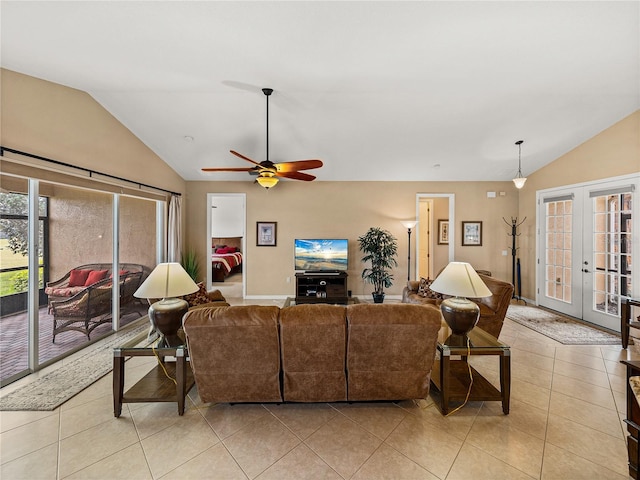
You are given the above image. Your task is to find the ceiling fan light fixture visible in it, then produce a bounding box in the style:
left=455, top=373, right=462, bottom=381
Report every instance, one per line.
left=256, top=171, right=278, bottom=189
left=512, top=140, right=527, bottom=189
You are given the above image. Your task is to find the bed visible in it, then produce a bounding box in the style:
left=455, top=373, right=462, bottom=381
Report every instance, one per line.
left=212, top=237, right=243, bottom=282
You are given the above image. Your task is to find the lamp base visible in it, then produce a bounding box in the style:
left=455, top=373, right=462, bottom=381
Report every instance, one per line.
left=440, top=297, right=480, bottom=336
left=149, top=298, right=189, bottom=347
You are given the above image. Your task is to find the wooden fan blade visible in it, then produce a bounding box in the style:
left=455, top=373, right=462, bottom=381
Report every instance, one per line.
left=277, top=171, right=316, bottom=181
left=230, top=150, right=262, bottom=166
left=201, top=167, right=255, bottom=172
left=275, top=159, right=323, bottom=173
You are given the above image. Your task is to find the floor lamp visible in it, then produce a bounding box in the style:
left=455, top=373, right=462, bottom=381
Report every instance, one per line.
left=401, top=221, right=418, bottom=282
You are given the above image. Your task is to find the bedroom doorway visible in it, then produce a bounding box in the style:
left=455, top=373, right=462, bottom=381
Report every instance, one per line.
left=207, top=193, right=246, bottom=299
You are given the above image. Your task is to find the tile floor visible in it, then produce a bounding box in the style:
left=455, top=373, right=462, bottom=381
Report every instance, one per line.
left=0, top=297, right=637, bottom=479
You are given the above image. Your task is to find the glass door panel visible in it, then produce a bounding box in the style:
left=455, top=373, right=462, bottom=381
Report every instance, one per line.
left=0, top=175, right=34, bottom=385
left=40, top=182, right=113, bottom=365
left=117, top=195, right=157, bottom=327
left=539, top=191, right=582, bottom=318
left=583, top=190, right=634, bottom=330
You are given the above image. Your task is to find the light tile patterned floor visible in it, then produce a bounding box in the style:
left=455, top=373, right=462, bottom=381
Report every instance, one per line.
left=0, top=298, right=637, bottom=479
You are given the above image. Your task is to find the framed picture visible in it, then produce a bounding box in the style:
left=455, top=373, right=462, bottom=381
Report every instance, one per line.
left=256, top=221, right=277, bottom=246
left=437, top=219, right=449, bottom=245
left=462, top=221, right=482, bottom=246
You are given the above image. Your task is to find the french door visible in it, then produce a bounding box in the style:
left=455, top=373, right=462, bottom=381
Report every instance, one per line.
left=538, top=176, right=638, bottom=331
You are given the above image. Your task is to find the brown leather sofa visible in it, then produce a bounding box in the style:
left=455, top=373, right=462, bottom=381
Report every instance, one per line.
left=402, top=274, right=514, bottom=339
left=182, top=303, right=442, bottom=404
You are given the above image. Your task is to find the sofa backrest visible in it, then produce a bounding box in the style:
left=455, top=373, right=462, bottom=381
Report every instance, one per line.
left=183, top=305, right=282, bottom=403
left=280, top=304, right=347, bottom=402
left=184, top=302, right=443, bottom=404
left=346, top=303, right=442, bottom=401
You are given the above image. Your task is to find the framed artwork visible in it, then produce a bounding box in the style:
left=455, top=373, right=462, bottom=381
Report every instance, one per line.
left=256, top=221, right=277, bottom=246
left=462, top=221, right=482, bottom=246
left=437, top=219, right=449, bottom=245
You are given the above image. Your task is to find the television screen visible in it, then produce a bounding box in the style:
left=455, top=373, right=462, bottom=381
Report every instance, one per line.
left=294, top=239, right=348, bottom=272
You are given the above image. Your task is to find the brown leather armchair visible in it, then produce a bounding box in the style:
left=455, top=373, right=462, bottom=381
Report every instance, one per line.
left=402, top=273, right=514, bottom=339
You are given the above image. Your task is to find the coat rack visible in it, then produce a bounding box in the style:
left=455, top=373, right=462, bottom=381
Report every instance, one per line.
left=503, top=217, right=526, bottom=303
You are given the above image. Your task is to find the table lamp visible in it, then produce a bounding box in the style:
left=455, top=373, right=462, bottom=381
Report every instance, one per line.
left=429, top=261, right=492, bottom=335
left=134, top=262, right=198, bottom=347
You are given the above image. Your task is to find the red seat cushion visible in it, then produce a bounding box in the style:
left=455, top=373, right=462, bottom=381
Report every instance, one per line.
left=69, top=269, right=91, bottom=287
left=84, top=269, right=108, bottom=286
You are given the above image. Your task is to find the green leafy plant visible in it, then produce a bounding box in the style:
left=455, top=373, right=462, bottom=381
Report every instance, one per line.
left=358, top=227, right=398, bottom=298
left=181, top=248, right=200, bottom=282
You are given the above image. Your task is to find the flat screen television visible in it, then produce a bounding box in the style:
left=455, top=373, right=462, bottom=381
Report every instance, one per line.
left=294, top=239, right=348, bottom=272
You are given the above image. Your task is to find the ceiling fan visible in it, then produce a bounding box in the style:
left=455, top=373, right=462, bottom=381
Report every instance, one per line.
left=202, top=88, right=323, bottom=189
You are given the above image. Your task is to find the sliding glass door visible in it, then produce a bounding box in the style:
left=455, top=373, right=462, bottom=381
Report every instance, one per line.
left=1, top=173, right=164, bottom=386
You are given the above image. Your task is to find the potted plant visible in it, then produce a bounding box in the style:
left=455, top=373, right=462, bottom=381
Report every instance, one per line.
left=358, top=227, right=398, bottom=303
left=181, top=248, right=200, bottom=282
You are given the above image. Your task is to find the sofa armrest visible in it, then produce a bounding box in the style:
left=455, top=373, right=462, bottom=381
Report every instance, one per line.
left=47, top=271, right=72, bottom=289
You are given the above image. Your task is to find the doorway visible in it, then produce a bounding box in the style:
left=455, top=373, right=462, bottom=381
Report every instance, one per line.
left=415, top=194, right=455, bottom=281
left=537, top=175, right=639, bottom=331
left=207, top=193, right=246, bottom=299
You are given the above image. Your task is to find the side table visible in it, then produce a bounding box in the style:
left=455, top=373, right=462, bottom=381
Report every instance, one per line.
left=621, top=298, right=640, bottom=349
left=621, top=359, right=640, bottom=479
left=113, top=331, right=195, bottom=417
left=430, top=326, right=511, bottom=415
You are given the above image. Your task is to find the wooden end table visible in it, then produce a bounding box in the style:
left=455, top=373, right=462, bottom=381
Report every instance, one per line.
left=430, top=325, right=511, bottom=415
left=113, top=330, right=195, bottom=417
left=621, top=298, right=640, bottom=349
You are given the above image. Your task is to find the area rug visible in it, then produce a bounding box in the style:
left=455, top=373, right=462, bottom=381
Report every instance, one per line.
left=0, top=320, right=151, bottom=411
left=506, top=304, right=621, bottom=345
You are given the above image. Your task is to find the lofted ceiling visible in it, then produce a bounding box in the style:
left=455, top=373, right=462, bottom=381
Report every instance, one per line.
left=1, top=1, right=638, bottom=183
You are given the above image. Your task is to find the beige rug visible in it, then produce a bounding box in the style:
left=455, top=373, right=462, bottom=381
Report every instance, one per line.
left=507, top=304, right=621, bottom=345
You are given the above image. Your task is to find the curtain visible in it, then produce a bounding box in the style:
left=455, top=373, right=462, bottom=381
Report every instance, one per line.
left=167, top=194, right=182, bottom=262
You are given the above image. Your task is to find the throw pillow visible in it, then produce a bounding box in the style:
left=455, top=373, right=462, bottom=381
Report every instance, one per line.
left=109, top=270, right=129, bottom=279
left=69, top=269, right=91, bottom=287
left=183, top=282, right=211, bottom=307
left=85, top=269, right=108, bottom=286
left=417, top=277, right=443, bottom=299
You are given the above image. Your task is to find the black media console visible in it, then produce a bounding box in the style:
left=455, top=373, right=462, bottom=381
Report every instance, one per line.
left=295, top=271, right=348, bottom=304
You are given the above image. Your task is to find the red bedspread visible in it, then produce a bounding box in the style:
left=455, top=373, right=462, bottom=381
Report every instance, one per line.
left=212, top=252, right=243, bottom=274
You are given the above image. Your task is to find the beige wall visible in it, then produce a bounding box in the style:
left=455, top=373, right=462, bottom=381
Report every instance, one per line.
left=517, top=110, right=640, bottom=300
left=185, top=180, right=519, bottom=297
left=0, top=69, right=186, bottom=198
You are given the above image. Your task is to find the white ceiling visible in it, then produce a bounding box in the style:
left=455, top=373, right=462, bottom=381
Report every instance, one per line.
left=2, top=1, right=639, bottom=183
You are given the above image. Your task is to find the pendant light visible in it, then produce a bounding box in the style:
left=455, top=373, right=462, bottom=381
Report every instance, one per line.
left=512, top=140, right=527, bottom=189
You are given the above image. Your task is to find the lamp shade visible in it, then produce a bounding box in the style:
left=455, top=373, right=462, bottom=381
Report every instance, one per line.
left=429, top=262, right=491, bottom=298
left=401, top=220, right=418, bottom=229
left=513, top=176, right=527, bottom=189
left=256, top=172, right=279, bottom=189
left=134, top=262, right=198, bottom=299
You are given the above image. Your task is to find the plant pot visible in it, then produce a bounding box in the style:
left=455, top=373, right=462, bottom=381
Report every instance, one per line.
left=372, top=293, right=385, bottom=303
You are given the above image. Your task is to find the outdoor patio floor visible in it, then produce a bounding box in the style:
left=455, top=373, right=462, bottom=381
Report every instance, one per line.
left=0, top=303, right=148, bottom=384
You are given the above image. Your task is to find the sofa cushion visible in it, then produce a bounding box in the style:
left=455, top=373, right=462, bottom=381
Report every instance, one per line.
left=417, top=277, right=443, bottom=299
left=183, top=305, right=282, bottom=403
left=45, top=286, right=87, bottom=297
left=84, top=269, right=108, bottom=286
left=346, top=303, right=442, bottom=401
left=69, top=269, right=91, bottom=287
left=280, top=304, right=347, bottom=402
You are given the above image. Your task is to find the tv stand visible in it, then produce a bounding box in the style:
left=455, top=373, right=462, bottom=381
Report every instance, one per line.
left=295, top=271, right=348, bottom=304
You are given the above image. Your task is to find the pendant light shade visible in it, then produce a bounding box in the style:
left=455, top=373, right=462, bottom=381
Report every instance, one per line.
left=512, top=140, right=527, bottom=189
